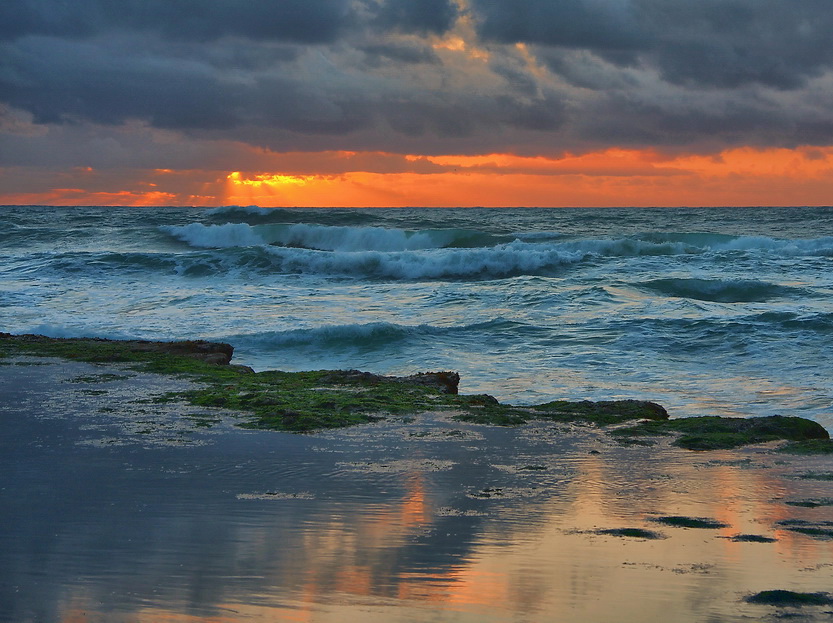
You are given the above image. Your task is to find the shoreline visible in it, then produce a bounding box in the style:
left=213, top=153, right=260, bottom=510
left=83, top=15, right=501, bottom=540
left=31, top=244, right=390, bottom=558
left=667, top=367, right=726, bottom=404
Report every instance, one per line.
left=2, top=332, right=831, bottom=453
left=4, top=333, right=833, bottom=621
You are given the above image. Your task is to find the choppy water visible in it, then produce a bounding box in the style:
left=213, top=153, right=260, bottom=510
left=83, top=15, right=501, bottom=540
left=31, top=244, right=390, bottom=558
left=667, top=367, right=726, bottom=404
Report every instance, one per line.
left=2, top=205, right=832, bottom=429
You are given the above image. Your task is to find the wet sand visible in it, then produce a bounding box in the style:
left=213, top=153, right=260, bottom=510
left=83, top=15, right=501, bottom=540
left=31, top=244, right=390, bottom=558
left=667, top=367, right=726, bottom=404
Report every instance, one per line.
left=2, top=356, right=833, bottom=622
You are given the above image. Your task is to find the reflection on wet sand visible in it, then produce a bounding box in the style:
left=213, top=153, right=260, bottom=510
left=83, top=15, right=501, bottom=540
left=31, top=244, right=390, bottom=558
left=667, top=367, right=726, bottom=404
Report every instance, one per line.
left=2, top=360, right=832, bottom=623
left=47, top=446, right=833, bottom=622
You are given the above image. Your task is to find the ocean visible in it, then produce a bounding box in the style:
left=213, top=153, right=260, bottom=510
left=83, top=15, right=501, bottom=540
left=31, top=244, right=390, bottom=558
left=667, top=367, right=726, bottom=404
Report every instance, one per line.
left=2, top=204, right=832, bottom=431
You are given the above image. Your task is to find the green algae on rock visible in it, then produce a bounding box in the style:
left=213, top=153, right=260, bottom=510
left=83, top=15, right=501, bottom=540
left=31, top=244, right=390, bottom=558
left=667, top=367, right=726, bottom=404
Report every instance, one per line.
left=452, top=398, right=669, bottom=428
left=0, top=333, right=240, bottom=375
left=611, top=415, right=830, bottom=450
left=3, top=333, right=831, bottom=441
left=182, top=369, right=456, bottom=432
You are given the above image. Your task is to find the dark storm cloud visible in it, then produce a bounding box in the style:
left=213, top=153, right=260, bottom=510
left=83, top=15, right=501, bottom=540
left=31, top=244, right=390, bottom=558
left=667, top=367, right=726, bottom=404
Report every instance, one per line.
left=0, top=0, right=350, bottom=43
left=358, top=42, right=441, bottom=67
left=0, top=0, right=460, bottom=134
left=370, top=0, right=459, bottom=35
left=471, top=0, right=833, bottom=90
left=3, top=0, right=833, bottom=161
left=471, top=0, right=645, bottom=53
left=0, top=2, right=561, bottom=143
left=1, top=36, right=241, bottom=128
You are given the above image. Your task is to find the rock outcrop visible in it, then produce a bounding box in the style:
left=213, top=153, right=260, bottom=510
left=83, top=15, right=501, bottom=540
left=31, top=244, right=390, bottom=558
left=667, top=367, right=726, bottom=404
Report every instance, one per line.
left=319, top=369, right=460, bottom=394
left=0, top=333, right=234, bottom=365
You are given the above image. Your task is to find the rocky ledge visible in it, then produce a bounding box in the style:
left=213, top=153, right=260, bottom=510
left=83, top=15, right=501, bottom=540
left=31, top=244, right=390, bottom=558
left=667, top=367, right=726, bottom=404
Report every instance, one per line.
left=0, top=333, right=235, bottom=365
left=1, top=333, right=830, bottom=451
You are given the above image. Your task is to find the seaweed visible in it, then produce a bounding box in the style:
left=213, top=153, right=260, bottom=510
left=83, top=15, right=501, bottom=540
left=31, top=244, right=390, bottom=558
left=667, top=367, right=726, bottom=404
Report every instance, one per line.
left=592, top=528, right=665, bottom=539
left=784, top=499, right=833, bottom=508
left=745, top=590, right=833, bottom=606
left=649, top=515, right=729, bottom=529
left=776, top=520, right=833, bottom=540
left=795, top=472, right=833, bottom=481
left=722, top=534, right=777, bottom=543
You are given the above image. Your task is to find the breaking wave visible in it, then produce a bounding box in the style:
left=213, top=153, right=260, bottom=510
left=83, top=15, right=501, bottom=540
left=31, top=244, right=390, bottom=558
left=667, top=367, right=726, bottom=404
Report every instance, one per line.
left=29, top=225, right=833, bottom=282
left=161, top=223, right=267, bottom=248
left=162, top=222, right=833, bottom=258
left=162, top=222, right=502, bottom=251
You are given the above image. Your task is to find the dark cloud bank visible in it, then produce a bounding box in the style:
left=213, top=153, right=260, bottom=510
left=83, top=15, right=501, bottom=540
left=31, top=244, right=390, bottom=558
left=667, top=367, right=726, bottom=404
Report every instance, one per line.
left=2, top=0, right=833, bottom=163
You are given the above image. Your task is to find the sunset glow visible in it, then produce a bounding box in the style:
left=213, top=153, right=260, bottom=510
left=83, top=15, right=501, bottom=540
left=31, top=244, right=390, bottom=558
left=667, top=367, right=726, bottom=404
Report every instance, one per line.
left=4, top=0, right=833, bottom=209
left=241, top=145, right=833, bottom=207
left=13, top=145, right=821, bottom=208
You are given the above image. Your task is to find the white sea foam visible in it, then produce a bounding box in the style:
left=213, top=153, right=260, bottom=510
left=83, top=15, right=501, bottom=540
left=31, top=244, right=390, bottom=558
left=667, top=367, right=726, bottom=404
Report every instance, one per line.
left=710, top=235, right=833, bottom=255
left=160, top=219, right=833, bottom=262
left=161, top=223, right=266, bottom=248
left=168, top=221, right=495, bottom=252
left=264, top=223, right=458, bottom=251
left=259, top=239, right=586, bottom=279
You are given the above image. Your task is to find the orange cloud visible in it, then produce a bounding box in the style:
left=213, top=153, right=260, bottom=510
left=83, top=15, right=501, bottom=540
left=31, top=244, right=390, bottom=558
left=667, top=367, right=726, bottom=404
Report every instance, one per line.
left=4, top=145, right=833, bottom=207
left=0, top=188, right=180, bottom=206
left=222, top=146, right=833, bottom=207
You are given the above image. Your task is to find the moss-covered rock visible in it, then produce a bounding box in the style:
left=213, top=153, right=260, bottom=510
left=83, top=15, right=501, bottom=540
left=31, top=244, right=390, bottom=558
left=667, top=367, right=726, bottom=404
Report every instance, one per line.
left=612, top=415, right=829, bottom=450
left=532, top=399, right=669, bottom=425
left=2, top=333, right=829, bottom=443
left=184, top=369, right=457, bottom=432
left=0, top=333, right=240, bottom=376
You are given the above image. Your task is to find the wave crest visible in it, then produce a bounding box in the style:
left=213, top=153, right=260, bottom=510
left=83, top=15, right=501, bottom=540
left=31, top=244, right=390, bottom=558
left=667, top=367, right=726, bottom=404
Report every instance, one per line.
left=163, top=221, right=499, bottom=252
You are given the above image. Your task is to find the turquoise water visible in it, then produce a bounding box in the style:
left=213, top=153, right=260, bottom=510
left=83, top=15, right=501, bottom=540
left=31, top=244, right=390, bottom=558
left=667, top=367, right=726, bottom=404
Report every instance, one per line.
left=2, top=205, right=832, bottom=429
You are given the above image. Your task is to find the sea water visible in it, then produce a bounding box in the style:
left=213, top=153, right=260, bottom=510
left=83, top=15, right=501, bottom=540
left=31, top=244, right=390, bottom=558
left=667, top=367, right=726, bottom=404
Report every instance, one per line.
left=3, top=205, right=833, bottom=622
left=2, top=205, right=832, bottom=430
left=2, top=357, right=833, bottom=622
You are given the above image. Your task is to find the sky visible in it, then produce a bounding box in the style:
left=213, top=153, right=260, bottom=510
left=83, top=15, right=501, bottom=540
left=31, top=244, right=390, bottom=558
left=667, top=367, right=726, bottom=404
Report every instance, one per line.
left=2, top=0, right=833, bottom=207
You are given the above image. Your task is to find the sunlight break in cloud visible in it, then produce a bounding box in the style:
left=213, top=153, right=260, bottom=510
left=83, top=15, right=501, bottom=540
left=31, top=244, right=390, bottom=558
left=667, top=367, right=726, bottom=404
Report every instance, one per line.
left=3, top=0, right=833, bottom=206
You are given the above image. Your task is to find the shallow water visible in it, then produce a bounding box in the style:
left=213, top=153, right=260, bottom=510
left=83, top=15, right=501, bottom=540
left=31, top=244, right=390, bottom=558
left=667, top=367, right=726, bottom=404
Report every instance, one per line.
left=2, top=359, right=832, bottom=622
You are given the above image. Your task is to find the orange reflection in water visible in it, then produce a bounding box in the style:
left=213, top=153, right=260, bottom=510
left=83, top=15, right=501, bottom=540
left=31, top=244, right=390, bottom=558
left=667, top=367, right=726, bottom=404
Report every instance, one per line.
left=54, top=443, right=833, bottom=623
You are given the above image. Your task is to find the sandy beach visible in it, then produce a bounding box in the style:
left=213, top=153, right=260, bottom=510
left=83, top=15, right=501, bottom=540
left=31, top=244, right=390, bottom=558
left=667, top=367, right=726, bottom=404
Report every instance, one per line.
left=3, top=352, right=833, bottom=622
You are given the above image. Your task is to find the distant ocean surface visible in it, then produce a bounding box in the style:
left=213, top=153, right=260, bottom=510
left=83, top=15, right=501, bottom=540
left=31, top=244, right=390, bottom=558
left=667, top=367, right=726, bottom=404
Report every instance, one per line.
left=2, top=205, right=832, bottom=431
